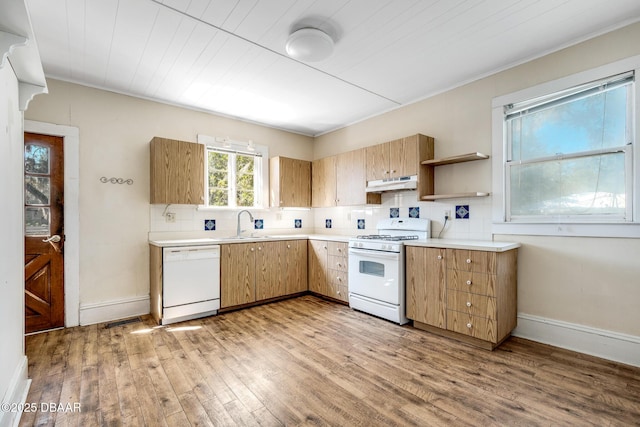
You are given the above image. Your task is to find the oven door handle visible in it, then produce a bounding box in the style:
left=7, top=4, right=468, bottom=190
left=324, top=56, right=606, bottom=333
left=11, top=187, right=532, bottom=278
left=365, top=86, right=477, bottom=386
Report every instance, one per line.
left=348, top=248, right=400, bottom=260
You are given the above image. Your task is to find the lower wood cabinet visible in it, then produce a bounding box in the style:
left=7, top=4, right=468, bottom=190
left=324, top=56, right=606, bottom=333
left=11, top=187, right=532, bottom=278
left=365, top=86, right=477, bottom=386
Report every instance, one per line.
left=221, top=240, right=307, bottom=309
left=406, top=245, right=518, bottom=350
left=308, top=239, right=349, bottom=303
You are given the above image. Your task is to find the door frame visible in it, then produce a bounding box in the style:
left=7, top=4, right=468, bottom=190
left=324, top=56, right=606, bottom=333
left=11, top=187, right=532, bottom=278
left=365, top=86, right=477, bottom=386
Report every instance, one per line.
left=24, top=120, right=80, bottom=328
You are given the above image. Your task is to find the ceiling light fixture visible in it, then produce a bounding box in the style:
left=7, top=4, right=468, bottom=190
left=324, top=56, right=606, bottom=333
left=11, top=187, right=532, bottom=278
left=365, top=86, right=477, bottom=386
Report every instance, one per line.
left=285, top=28, right=334, bottom=62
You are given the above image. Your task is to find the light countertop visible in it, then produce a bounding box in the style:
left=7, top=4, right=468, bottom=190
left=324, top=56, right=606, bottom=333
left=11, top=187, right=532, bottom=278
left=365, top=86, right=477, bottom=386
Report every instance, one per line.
left=404, top=239, right=520, bottom=252
left=150, top=235, right=518, bottom=250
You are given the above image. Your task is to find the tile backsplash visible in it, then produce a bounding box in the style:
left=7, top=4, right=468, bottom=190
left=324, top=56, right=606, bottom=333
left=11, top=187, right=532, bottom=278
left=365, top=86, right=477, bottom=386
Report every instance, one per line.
left=149, top=190, right=492, bottom=241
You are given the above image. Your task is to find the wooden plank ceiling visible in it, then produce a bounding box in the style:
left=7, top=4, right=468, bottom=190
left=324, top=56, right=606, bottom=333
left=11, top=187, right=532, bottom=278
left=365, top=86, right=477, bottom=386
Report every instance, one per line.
left=25, top=0, right=640, bottom=136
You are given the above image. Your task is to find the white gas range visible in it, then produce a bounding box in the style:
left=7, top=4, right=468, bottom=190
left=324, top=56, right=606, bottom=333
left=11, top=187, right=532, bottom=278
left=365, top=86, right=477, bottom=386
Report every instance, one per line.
left=348, top=218, right=430, bottom=325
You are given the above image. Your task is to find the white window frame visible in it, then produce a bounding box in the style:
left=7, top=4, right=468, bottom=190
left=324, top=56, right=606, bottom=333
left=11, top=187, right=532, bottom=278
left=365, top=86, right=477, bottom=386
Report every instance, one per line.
left=492, top=55, right=640, bottom=238
left=197, top=134, right=269, bottom=209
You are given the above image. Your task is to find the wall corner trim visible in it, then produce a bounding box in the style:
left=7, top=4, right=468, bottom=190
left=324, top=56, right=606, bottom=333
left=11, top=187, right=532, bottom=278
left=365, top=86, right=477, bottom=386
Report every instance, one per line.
left=79, top=296, right=150, bottom=326
left=512, top=313, right=640, bottom=368
left=0, top=355, right=31, bottom=427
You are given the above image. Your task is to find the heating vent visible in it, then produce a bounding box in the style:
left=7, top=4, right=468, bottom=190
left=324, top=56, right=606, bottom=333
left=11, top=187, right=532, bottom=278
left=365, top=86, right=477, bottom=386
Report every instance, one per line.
left=104, top=317, right=142, bottom=329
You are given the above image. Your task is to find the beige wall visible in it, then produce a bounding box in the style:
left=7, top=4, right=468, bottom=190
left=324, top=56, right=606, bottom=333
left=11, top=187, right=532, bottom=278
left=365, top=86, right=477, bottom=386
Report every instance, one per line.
left=315, top=22, right=640, bottom=337
left=25, top=80, right=313, bottom=307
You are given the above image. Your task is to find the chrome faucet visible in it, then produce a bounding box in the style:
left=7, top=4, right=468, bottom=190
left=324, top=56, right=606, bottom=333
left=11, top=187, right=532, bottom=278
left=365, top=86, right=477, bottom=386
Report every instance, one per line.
left=236, top=209, right=254, bottom=238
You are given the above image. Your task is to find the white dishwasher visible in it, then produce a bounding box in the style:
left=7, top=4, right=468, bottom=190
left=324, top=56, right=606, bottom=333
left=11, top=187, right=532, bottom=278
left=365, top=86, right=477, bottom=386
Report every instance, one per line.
left=162, top=245, right=220, bottom=325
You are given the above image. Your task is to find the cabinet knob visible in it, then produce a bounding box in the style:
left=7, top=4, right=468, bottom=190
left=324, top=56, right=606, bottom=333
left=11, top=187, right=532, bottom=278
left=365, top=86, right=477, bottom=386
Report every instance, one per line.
left=323, top=245, right=327, bottom=250
left=391, top=170, right=396, bottom=173
left=337, top=247, right=342, bottom=252
left=337, top=263, right=342, bottom=267
left=466, top=258, right=472, bottom=264
left=250, top=247, right=255, bottom=252
left=437, top=255, right=442, bottom=260
left=336, top=290, right=341, bottom=295
left=466, top=301, right=472, bottom=307
left=258, top=246, right=262, bottom=251
left=337, top=276, right=342, bottom=282
left=466, top=323, right=472, bottom=329
left=466, top=280, right=472, bottom=286
left=287, top=244, right=291, bottom=249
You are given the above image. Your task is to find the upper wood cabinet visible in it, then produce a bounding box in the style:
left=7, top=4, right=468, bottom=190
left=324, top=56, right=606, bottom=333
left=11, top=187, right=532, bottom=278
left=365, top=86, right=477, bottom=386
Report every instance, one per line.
left=312, top=148, right=381, bottom=207
left=150, top=137, right=205, bottom=205
left=269, top=156, right=311, bottom=207
left=311, top=156, right=337, bottom=207
left=336, top=149, right=381, bottom=206
left=366, top=133, right=434, bottom=181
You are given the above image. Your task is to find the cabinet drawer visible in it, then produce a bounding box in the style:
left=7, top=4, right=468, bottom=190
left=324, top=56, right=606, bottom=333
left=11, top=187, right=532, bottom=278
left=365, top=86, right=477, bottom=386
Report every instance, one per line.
left=448, top=249, right=494, bottom=273
left=447, top=310, right=497, bottom=343
left=447, top=270, right=495, bottom=296
left=447, top=290, right=496, bottom=320
left=328, top=255, right=348, bottom=272
left=328, top=241, right=348, bottom=257
left=336, top=284, right=349, bottom=303
left=329, top=269, right=348, bottom=288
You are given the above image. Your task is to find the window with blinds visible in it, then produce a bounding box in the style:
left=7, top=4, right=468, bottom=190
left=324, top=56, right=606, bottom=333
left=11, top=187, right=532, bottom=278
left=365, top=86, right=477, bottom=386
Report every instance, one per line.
left=503, top=72, right=634, bottom=222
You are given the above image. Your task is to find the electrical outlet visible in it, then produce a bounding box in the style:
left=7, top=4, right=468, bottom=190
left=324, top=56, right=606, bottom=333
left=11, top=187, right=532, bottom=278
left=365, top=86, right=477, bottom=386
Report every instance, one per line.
left=165, top=212, right=176, bottom=223
left=444, top=210, right=451, bottom=219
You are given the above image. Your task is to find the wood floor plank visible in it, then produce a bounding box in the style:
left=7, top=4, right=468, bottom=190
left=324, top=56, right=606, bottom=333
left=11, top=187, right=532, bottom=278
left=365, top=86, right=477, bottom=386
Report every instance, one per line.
left=19, top=296, right=640, bottom=427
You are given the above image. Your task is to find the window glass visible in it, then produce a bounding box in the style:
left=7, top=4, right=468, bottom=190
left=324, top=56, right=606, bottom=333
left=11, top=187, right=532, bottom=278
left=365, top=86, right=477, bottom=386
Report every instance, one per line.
left=510, top=86, right=628, bottom=162
left=504, top=73, right=633, bottom=222
left=205, top=147, right=262, bottom=208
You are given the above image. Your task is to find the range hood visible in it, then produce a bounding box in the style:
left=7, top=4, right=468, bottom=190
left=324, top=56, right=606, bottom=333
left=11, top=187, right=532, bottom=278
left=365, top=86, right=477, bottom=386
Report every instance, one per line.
left=365, top=175, right=418, bottom=193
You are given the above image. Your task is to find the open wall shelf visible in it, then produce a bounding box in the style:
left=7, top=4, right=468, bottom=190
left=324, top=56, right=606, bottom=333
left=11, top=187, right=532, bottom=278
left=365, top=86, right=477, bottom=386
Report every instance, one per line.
left=421, top=152, right=489, bottom=166
left=420, top=152, right=490, bottom=201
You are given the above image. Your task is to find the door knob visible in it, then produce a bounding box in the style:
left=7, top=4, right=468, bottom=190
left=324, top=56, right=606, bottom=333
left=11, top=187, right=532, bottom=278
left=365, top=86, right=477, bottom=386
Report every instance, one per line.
left=42, top=235, right=61, bottom=243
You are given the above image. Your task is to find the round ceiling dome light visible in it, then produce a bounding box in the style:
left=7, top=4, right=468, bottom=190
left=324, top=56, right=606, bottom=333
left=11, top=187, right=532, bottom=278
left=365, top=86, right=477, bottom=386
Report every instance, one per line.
left=285, top=27, right=334, bottom=62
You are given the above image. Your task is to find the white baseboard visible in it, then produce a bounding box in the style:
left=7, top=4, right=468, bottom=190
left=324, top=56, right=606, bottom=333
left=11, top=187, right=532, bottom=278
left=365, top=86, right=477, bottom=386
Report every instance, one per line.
left=0, top=356, right=31, bottom=427
left=79, top=296, right=150, bottom=326
left=512, top=313, right=640, bottom=368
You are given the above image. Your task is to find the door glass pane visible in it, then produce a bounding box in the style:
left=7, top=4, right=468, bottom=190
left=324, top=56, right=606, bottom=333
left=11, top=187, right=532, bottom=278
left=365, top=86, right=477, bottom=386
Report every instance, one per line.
left=359, top=260, right=385, bottom=277
left=24, top=144, right=50, bottom=174
left=25, top=207, right=50, bottom=236
left=25, top=176, right=50, bottom=205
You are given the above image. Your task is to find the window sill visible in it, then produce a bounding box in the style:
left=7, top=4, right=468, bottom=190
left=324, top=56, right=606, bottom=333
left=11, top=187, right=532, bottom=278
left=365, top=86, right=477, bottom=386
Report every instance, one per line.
left=492, top=222, right=640, bottom=238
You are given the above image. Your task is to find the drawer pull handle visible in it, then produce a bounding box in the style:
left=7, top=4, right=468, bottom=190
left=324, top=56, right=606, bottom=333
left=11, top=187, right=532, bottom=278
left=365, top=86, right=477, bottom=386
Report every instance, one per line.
left=466, top=280, right=472, bottom=286
left=466, top=258, right=472, bottom=264
left=466, top=301, right=472, bottom=307
left=466, top=323, right=472, bottom=329
left=437, top=255, right=442, bottom=260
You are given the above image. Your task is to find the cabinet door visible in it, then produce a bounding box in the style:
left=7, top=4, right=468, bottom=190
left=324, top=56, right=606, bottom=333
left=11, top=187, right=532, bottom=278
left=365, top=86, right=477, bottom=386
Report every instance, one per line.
left=308, top=240, right=329, bottom=295
left=221, top=243, right=256, bottom=308
left=256, top=241, right=285, bottom=300
left=270, top=157, right=311, bottom=207
left=336, top=149, right=380, bottom=206
left=389, top=136, right=418, bottom=178
left=285, top=240, right=308, bottom=294
left=365, top=142, right=389, bottom=182
left=405, top=246, right=446, bottom=328
left=311, top=156, right=337, bottom=207
left=150, top=137, right=205, bottom=204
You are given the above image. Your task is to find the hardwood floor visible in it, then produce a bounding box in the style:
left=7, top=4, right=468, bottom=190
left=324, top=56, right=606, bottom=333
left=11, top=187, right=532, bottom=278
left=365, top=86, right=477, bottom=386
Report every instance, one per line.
left=20, top=295, right=640, bottom=426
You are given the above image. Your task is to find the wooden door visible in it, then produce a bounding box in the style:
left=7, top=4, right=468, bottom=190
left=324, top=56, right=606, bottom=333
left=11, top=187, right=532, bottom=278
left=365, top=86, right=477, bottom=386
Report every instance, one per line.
left=405, top=246, right=446, bottom=328
left=220, top=243, right=256, bottom=308
left=285, top=240, right=308, bottom=294
left=307, top=240, right=328, bottom=295
left=255, top=241, right=285, bottom=300
left=365, top=142, right=389, bottom=181
left=311, top=156, right=337, bottom=207
left=24, top=132, right=65, bottom=333
left=389, top=136, right=418, bottom=178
